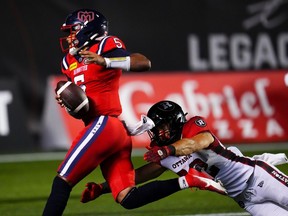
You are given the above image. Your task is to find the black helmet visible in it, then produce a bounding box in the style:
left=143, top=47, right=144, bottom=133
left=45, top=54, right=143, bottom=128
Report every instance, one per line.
left=60, top=9, right=108, bottom=55
left=147, top=100, right=187, bottom=146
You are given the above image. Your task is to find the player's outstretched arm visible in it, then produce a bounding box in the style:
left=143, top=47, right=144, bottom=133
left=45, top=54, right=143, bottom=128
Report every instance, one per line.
left=129, top=53, right=151, bottom=72
left=79, top=51, right=151, bottom=72
left=144, top=132, right=213, bottom=163
left=135, top=162, right=167, bottom=183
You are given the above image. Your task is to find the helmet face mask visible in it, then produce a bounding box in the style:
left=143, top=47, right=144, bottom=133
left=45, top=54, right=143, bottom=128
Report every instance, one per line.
left=60, top=9, right=108, bottom=55
left=147, top=100, right=187, bottom=146
left=59, top=24, right=81, bottom=54
left=151, top=122, right=171, bottom=143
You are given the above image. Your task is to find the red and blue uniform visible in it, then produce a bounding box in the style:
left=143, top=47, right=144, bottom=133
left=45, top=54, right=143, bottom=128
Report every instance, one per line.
left=58, top=35, right=135, bottom=200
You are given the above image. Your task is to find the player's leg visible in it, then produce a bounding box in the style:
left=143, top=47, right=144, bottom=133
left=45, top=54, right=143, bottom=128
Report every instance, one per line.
left=42, top=175, right=72, bottom=216
left=99, top=125, right=135, bottom=200
left=43, top=116, right=109, bottom=216
left=101, top=146, right=182, bottom=209
left=252, top=161, right=288, bottom=211
left=117, top=167, right=226, bottom=209
left=81, top=167, right=227, bottom=204
left=101, top=130, right=226, bottom=209
left=245, top=202, right=288, bottom=216
left=99, top=118, right=183, bottom=209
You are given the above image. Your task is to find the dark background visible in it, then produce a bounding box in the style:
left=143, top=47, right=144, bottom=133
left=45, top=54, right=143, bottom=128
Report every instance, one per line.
left=1, top=0, right=287, bottom=147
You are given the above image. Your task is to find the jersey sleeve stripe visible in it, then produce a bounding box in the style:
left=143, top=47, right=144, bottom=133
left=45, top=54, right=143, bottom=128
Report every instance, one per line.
left=62, top=56, right=69, bottom=70
left=209, top=142, right=256, bottom=167
left=97, top=36, right=111, bottom=55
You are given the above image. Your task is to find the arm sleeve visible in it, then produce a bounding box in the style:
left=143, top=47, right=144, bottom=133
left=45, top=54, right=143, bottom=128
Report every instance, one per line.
left=252, top=153, right=288, bottom=166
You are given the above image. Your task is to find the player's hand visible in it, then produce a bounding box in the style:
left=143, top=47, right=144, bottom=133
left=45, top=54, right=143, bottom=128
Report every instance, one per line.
left=81, top=182, right=103, bottom=203
left=79, top=50, right=106, bottom=66
left=144, top=145, right=174, bottom=163
left=55, top=94, right=64, bottom=107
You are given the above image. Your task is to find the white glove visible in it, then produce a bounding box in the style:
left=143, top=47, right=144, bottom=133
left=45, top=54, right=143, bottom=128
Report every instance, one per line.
left=124, top=115, right=155, bottom=136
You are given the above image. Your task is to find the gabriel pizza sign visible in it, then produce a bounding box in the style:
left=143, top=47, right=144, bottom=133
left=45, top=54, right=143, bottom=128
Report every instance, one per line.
left=119, top=70, right=288, bottom=147
left=45, top=70, right=288, bottom=150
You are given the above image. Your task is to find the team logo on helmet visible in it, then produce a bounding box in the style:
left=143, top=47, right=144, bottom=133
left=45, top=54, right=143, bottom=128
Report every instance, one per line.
left=77, top=11, right=95, bottom=22
left=195, top=118, right=206, bottom=127
left=158, top=101, right=174, bottom=111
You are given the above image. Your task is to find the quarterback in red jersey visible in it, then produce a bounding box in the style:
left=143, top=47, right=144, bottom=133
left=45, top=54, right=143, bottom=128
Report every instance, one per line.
left=43, top=9, right=226, bottom=216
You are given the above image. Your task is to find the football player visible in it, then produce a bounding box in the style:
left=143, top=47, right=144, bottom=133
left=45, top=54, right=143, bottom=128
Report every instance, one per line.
left=144, top=100, right=288, bottom=216
left=42, top=10, right=226, bottom=216
left=82, top=100, right=288, bottom=216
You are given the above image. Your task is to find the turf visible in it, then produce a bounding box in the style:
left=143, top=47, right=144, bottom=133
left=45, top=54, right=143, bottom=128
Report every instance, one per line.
left=0, top=150, right=287, bottom=216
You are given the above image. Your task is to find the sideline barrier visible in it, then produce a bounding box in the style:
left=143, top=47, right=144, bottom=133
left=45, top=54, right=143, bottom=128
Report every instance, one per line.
left=41, top=70, right=288, bottom=150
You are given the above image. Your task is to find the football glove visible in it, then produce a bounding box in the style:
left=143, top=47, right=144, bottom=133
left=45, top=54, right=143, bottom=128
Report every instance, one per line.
left=144, top=145, right=175, bottom=163
left=81, top=182, right=103, bottom=203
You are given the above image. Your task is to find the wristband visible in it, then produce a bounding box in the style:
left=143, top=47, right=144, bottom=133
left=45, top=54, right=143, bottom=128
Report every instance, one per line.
left=104, top=56, right=131, bottom=71
left=166, top=145, right=176, bottom=156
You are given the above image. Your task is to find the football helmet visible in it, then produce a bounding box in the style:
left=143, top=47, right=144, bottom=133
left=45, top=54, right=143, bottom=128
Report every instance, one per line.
left=60, top=9, right=108, bottom=55
left=147, top=100, right=187, bottom=146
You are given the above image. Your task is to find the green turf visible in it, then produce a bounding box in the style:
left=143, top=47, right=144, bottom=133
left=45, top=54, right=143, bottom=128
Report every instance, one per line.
left=0, top=150, right=287, bottom=216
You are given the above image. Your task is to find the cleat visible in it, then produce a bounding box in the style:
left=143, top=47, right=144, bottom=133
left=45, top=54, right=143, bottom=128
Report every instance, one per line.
left=184, top=168, right=227, bottom=195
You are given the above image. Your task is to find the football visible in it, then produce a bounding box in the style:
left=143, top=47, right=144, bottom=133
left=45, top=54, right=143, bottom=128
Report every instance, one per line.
left=55, top=81, right=89, bottom=119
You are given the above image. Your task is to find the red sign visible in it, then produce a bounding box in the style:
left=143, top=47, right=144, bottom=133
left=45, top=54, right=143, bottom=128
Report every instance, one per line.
left=51, top=70, right=288, bottom=148
left=118, top=70, right=288, bottom=147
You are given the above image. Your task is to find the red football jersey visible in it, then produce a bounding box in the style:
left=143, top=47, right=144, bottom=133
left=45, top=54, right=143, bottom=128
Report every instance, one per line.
left=61, top=36, right=127, bottom=124
left=182, top=116, right=210, bottom=138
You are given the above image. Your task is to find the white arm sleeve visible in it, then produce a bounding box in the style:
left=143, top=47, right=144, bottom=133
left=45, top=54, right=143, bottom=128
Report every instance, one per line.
left=252, top=153, right=288, bottom=166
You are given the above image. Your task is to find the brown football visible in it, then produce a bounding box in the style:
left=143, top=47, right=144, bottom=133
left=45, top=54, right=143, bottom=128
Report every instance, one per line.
left=55, top=81, right=89, bottom=119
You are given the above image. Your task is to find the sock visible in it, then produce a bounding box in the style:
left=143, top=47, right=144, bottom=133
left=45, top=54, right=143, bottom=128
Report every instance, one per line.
left=42, top=176, right=72, bottom=216
left=178, top=176, right=189, bottom=189
left=120, top=179, right=180, bottom=209
left=101, top=182, right=111, bottom=194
